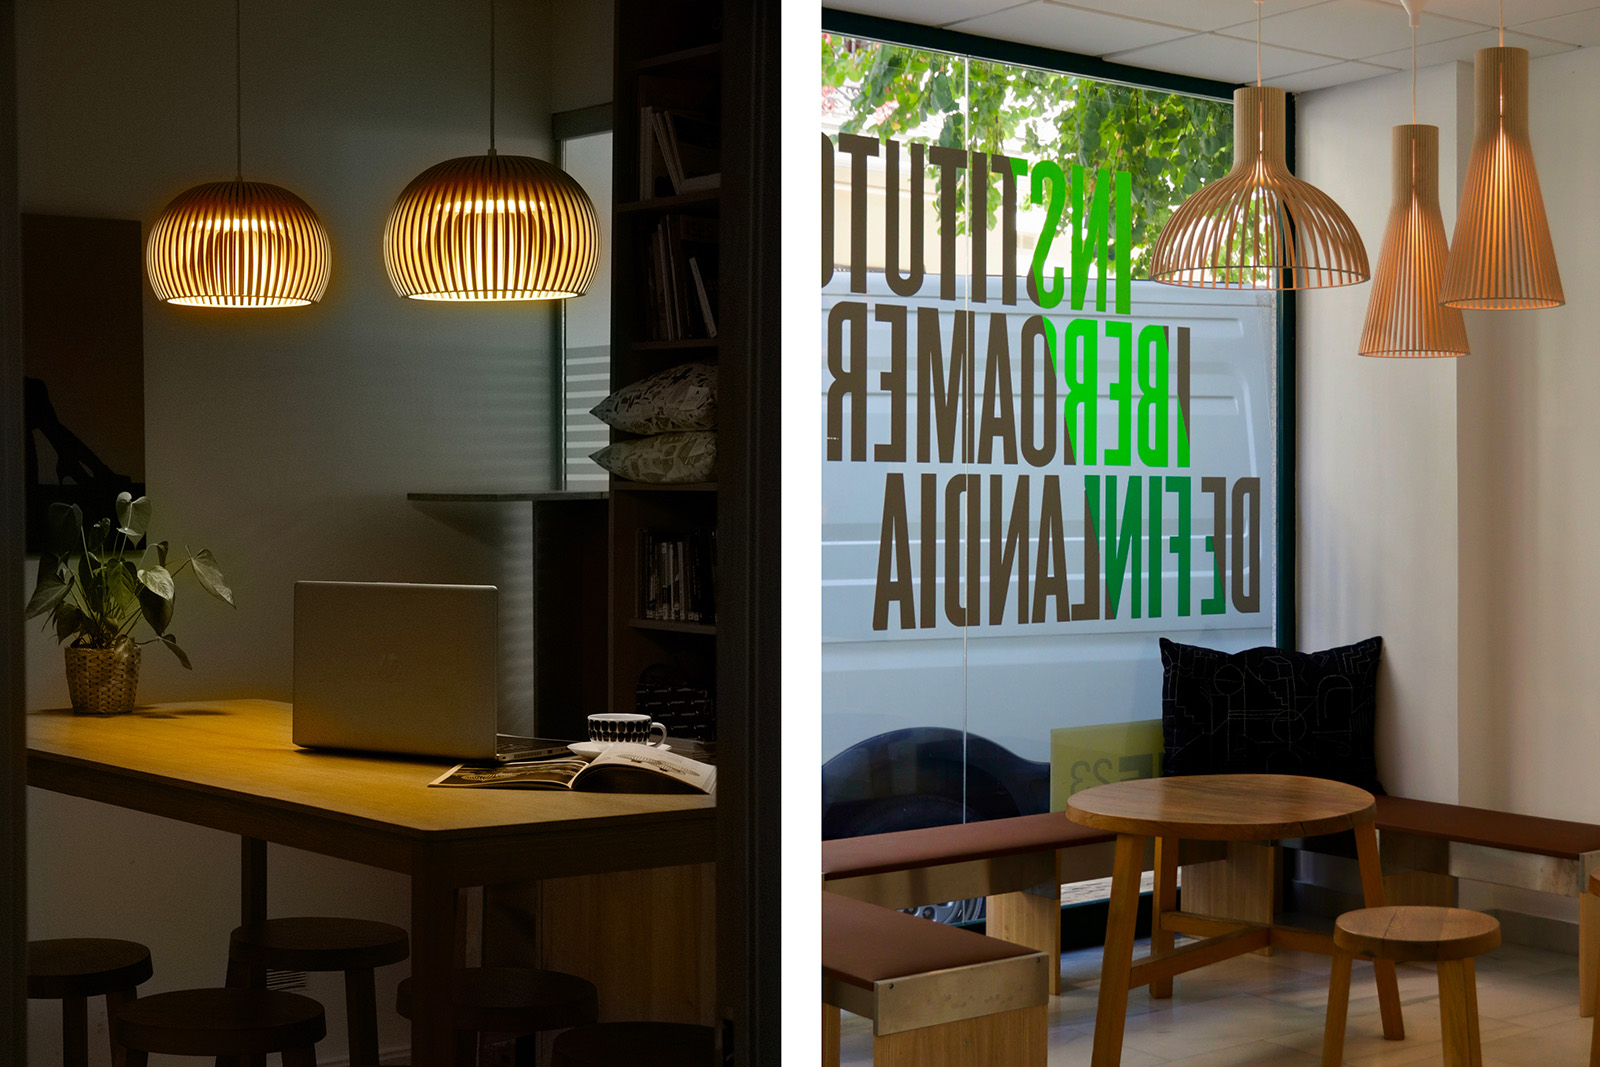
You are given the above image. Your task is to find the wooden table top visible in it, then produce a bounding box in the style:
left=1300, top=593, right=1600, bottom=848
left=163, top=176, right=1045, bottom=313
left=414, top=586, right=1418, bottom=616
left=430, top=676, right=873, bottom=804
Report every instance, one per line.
left=27, top=699, right=715, bottom=879
left=1066, top=774, right=1375, bottom=840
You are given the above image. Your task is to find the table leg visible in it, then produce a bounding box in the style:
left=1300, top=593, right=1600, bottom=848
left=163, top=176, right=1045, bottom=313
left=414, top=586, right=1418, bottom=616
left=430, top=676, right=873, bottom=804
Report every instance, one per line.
left=1090, top=833, right=1147, bottom=1067
left=1353, top=822, right=1405, bottom=1040
left=1150, top=836, right=1179, bottom=999
left=411, top=850, right=459, bottom=1067
left=241, top=837, right=267, bottom=928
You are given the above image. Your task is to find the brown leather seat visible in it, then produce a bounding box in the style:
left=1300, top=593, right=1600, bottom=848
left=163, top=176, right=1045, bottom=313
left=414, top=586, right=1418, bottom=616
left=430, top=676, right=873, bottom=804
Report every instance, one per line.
left=111, top=987, right=325, bottom=1066
left=823, top=891, right=1039, bottom=989
left=822, top=811, right=1112, bottom=881
left=550, top=1022, right=715, bottom=1067
left=1375, top=795, right=1600, bottom=859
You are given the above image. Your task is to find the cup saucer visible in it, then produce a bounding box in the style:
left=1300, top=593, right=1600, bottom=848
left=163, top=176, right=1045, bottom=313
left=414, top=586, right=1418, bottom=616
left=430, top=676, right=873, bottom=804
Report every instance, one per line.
left=569, top=740, right=672, bottom=760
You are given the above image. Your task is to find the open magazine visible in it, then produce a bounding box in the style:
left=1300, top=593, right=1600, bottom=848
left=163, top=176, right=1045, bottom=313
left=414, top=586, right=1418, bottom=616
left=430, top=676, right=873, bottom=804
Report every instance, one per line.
left=430, top=744, right=716, bottom=795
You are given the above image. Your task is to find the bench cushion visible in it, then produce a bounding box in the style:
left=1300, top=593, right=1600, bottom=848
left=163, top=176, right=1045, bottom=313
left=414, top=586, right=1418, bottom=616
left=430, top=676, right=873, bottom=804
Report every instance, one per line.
left=1376, top=795, right=1600, bottom=860
left=821, top=812, right=1113, bottom=882
left=822, top=893, right=1036, bottom=990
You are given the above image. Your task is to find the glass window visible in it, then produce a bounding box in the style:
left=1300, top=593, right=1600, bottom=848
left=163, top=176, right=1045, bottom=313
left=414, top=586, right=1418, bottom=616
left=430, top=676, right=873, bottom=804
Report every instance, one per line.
left=561, top=130, right=614, bottom=491
left=820, top=35, right=1278, bottom=849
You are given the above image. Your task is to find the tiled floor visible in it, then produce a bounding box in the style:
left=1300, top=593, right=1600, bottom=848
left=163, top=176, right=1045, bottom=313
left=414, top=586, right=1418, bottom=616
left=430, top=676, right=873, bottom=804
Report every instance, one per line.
left=836, top=936, right=1592, bottom=1066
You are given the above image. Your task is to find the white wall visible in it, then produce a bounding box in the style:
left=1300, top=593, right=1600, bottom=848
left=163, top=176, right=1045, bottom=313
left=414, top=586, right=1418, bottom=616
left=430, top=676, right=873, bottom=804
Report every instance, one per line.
left=14, top=1, right=612, bottom=1062
left=1296, top=61, right=1473, bottom=804
left=1454, top=44, right=1600, bottom=822
left=1299, top=45, right=1600, bottom=922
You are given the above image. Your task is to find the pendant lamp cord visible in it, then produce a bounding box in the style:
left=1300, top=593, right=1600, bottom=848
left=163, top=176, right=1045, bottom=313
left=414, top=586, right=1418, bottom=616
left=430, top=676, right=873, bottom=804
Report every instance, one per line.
left=1499, top=0, right=1504, bottom=46
left=234, top=0, right=243, bottom=181
left=1256, top=0, right=1262, bottom=86
left=488, top=0, right=497, bottom=153
left=1412, top=24, right=1417, bottom=124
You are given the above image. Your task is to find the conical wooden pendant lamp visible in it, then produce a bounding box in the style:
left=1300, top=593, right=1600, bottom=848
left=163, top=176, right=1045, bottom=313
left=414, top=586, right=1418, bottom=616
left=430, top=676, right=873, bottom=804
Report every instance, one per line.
left=146, top=0, right=330, bottom=307
left=1150, top=1, right=1368, bottom=289
left=1360, top=3, right=1469, bottom=357
left=1440, top=0, right=1563, bottom=309
left=383, top=0, right=597, bottom=301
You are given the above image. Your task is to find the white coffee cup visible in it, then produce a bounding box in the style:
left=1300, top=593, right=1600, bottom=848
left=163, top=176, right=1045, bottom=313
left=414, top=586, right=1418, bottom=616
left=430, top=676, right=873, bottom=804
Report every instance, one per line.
left=587, top=712, right=667, bottom=746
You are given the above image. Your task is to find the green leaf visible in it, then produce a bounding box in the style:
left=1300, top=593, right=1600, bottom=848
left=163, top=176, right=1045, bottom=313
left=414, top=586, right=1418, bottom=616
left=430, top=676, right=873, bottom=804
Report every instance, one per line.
left=156, top=633, right=192, bottom=670
left=46, top=503, right=82, bottom=556
left=136, top=564, right=175, bottom=600
left=138, top=584, right=174, bottom=636
left=24, top=574, right=69, bottom=620
left=141, top=541, right=169, bottom=570
left=53, top=603, right=85, bottom=644
left=190, top=549, right=234, bottom=606
left=85, top=518, right=111, bottom=556
left=115, top=494, right=151, bottom=543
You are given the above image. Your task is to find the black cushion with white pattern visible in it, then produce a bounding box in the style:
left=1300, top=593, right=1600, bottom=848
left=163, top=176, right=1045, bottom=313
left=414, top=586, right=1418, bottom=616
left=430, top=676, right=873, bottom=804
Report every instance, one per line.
left=1159, top=636, right=1384, bottom=795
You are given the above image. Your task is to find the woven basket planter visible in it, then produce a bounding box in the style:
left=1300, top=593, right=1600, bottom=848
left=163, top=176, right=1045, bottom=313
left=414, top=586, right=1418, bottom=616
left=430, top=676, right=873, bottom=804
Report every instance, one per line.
left=64, top=643, right=141, bottom=716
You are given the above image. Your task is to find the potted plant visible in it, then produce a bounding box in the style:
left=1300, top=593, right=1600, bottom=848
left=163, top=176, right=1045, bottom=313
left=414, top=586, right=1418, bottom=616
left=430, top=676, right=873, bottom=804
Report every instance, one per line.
left=24, top=492, right=234, bottom=714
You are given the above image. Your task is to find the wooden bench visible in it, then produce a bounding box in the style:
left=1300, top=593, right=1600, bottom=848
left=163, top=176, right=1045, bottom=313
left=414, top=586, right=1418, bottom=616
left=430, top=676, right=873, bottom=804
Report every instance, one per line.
left=821, top=892, right=1048, bottom=1067
left=822, top=812, right=1228, bottom=994
left=1361, top=795, right=1600, bottom=1016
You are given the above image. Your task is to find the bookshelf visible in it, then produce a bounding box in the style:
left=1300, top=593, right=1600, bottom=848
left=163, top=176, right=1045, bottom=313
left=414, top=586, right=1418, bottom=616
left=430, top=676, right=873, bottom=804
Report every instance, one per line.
left=609, top=0, right=724, bottom=738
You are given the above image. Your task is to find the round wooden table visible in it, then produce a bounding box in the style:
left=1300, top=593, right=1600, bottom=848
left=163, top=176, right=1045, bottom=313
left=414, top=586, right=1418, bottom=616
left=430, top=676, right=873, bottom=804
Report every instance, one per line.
left=1067, top=774, right=1403, bottom=1067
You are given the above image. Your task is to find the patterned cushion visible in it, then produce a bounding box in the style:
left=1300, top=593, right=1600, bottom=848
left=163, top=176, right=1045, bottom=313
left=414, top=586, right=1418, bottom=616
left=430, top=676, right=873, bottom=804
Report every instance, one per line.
left=591, top=363, right=717, bottom=435
left=1159, top=636, right=1384, bottom=794
left=590, top=431, right=716, bottom=484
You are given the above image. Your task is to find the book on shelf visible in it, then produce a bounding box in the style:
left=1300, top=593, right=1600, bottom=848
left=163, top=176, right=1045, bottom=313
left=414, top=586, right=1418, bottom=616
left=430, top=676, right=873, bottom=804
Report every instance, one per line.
left=430, top=744, right=716, bottom=795
left=638, top=527, right=716, bottom=623
left=644, top=214, right=719, bottom=341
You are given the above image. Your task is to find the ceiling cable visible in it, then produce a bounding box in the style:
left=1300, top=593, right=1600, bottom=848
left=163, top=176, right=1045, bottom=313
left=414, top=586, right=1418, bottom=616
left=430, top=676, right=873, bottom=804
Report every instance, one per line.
left=234, top=0, right=242, bottom=180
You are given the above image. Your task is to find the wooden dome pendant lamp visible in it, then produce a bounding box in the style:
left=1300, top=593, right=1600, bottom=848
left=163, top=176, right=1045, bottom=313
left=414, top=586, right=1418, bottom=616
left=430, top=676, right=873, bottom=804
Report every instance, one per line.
left=146, top=0, right=330, bottom=308
left=1360, top=0, right=1469, bottom=356
left=1149, top=0, right=1368, bottom=290
left=383, top=0, right=598, bottom=301
left=1440, top=0, right=1563, bottom=309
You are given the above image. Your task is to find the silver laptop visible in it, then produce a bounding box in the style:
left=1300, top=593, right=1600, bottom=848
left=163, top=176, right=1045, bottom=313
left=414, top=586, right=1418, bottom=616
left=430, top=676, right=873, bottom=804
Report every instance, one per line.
left=292, top=581, right=567, bottom=762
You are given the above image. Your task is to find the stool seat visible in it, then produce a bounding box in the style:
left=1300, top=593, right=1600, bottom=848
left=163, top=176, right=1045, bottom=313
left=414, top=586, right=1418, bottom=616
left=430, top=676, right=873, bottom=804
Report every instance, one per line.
left=28, top=939, right=153, bottom=1000
left=551, top=1022, right=716, bottom=1067
left=113, top=988, right=326, bottom=1058
left=1334, top=906, right=1501, bottom=963
left=397, top=967, right=599, bottom=1033
left=229, top=916, right=409, bottom=971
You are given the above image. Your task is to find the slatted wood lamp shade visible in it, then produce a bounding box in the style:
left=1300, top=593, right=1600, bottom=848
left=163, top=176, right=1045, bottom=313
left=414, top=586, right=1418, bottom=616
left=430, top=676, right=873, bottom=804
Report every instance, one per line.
left=1440, top=43, right=1563, bottom=309
left=383, top=152, right=598, bottom=301
left=147, top=182, right=330, bottom=307
left=1149, top=3, right=1368, bottom=290
left=146, top=0, right=329, bottom=308
left=1360, top=2, right=1468, bottom=357
left=382, top=0, right=598, bottom=301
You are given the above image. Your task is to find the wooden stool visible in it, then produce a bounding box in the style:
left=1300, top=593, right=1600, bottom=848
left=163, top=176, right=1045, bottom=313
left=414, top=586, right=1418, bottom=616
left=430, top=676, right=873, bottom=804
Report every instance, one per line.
left=550, top=1022, right=716, bottom=1067
left=227, top=916, right=408, bottom=1066
left=1324, top=906, right=1500, bottom=1067
left=397, top=967, right=599, bottom=1067
left=111, top=987, right=325, bottom=1066
left=28, top=938, right=153, bottom=1067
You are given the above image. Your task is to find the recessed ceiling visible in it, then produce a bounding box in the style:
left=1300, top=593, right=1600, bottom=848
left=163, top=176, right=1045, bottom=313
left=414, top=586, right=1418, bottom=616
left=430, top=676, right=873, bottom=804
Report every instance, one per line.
left=825, top=0, right=1599, bottom=91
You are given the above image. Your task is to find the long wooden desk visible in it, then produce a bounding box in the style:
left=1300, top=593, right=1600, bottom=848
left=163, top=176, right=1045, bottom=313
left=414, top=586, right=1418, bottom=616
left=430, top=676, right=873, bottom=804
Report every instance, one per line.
left=26, top=699, right=716, bottom=1067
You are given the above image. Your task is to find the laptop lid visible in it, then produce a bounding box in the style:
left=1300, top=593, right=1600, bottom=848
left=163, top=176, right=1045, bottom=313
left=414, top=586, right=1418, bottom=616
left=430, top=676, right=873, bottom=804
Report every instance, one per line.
left=293, top=581, right=499, bottom=761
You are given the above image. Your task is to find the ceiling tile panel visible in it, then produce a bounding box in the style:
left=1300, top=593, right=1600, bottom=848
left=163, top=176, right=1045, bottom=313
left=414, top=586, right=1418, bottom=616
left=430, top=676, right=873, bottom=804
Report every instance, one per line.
left=1517, top=7, right=1600, bottom=44
left=1272, top=59, right=1401, bottom=90
left=1365, top=26, right=1578, bottom=66
left=1218, top=1, right=1489, bottom=59
left=1107, top=32, right=1344, bottom=83
left=947, top=1, right=1195, bottom=55
left=1045, top=0, right=1328, bottom=33
left=1374, top=0, right=1600, bottom=26
left=823, top=0, right=1030, bottom=28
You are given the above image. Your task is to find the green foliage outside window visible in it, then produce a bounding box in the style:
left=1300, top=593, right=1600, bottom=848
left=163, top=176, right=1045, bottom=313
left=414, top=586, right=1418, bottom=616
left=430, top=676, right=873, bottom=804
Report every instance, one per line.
left=821, top=34, right=1234, bottom=276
